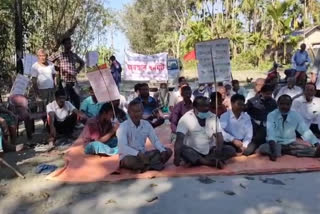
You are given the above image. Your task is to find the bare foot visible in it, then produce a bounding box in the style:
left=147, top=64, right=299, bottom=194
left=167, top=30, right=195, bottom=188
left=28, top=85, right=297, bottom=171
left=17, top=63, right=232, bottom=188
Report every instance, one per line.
left=15, top=144, right=24, bottom=152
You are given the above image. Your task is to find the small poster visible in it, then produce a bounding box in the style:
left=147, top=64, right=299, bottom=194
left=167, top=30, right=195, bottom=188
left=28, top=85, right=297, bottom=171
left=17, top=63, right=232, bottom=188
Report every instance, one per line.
left=87, top=68, right=120, bottom=102
left=195, top=39, right=232, bottom=84
left=86, top=51, right=99, bottom=67
left=23, top=54, right=38, bottom=76
left=10, top=74, right=30, bottom=96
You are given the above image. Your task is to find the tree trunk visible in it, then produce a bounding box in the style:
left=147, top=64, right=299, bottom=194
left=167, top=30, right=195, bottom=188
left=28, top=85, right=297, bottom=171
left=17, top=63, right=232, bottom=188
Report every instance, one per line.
left=14, top=0, right=23, bottom=74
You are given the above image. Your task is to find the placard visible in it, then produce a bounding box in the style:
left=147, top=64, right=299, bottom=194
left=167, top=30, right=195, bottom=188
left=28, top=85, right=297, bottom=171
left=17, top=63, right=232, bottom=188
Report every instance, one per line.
left=124, top=51, right=168, bottom=81
left=195, top=39, right=232, bottom=84
left=86, top=51, right=99, bottom=67
left=10, top=74, right=30, bottom=96
left=86, top=68, right=120, bottom=102
left=23, top=54, right=37, bottom=76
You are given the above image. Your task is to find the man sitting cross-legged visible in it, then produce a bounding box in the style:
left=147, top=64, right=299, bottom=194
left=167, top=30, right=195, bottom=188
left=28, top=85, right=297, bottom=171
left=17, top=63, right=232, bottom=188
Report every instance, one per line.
left=117, top=100, right=172, bottom=172
left=80, top=87, right=104, bottom=118
left=174, top=96, right=237, bottom=169
left=258, top=94, right=320, bottom=161
left=47, top=90, right=87, bottom=145
left=81, top=102, right=119, bottom=156
left=220, top=94, right=253, bottom=154
left=133, top=83, right=165, bottom=128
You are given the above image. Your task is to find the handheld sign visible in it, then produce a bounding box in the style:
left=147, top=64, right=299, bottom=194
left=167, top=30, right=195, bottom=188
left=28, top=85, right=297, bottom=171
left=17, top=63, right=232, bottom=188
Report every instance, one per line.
left=86, top=68, right=120, bottom=103
left=196, top=39, right=232, bottom=84
left=10, top=74, right=30, bottom=96
left=23, top=54, right=37, bottom=76
left=86, top=51, right=99, bottom=67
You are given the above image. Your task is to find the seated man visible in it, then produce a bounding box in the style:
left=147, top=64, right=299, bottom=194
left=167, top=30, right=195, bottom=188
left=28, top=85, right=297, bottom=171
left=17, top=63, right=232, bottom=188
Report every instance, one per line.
left=170, top=85, right=193, bottom=134
left=292, top=83, right=320, bottom=138
left=117, top=100, right=172, bottom=172
left=174, top=96, right=236, bottom=169
left=193, top=83, right=210, bottom=98
left=169, top=76, right=188, bottom=111
left=47, top=90, right=87, bottom=145
left=232, top=80, right=247, bottom=97
left=246, top=78, right=265, bottom=102
left=80, top=87, right=104, bottom=118
left=209, top=92, right=227, bottom=117
left=258, top=95, right=320, bottom=161
left=217, top=86, right=231, bottom=109
left=111, top=99, right=127, bottom=123
left=81, top=103, right=119, bottom=156
left=8, top=95, right=33, bottom=140
left=275, top=77, right=302, bottom=101
left=245, top=84, right=277, bottom=156
left=220, top=94, right=253, bottom=154
left=133, top=83, right=164, bottom=128
left=127, top=83, right=141, bottom=102
left=154, top=83, right=170, bottom=113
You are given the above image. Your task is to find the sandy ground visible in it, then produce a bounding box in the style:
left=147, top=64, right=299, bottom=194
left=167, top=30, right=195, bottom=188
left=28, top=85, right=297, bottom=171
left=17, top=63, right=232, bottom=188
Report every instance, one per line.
left=1, top=75, right=317, bottom=214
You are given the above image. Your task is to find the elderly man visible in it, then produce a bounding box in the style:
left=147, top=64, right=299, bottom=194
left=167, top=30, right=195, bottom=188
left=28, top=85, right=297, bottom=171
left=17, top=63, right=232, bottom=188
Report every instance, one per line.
left=292, top=43, right=311, bottom=86
left=275, top=77, right=302, bottom=101
left=246, top=78, right=265, bottom=102
left=49, top=37, right=85, bottom=109
left=117, top=100, right=172, bottom=172
left=174, top=96, right=236, bottom=169
left=258, top=95, right=320, bottom=161
left=31, top=49, right=56, bottom=113
left=292, top=83, right=320, bottom=137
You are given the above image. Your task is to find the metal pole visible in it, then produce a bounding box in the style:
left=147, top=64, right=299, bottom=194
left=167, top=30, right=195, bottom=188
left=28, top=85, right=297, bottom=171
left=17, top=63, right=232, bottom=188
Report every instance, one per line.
left=210, top=48, right=218, bottom=135
left=14, top=0, right=23, bottom=74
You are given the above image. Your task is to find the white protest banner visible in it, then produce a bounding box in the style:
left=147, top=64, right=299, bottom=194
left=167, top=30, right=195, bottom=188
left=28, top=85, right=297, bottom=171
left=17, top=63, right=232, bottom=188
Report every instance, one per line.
left=23, top=53, right=37, bottom=76
left=10, top=74, right=30, bottom=96
left=195, top=39, right=232, bottom=84
left=86, top=68, right=120, bottom=102
left=124, top=51, right=168, bottom=81
left=86, top=51, right=99, bottom=67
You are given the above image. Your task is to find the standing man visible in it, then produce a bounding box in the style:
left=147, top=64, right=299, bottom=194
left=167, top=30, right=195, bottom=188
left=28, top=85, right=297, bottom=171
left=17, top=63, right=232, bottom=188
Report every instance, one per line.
left=31, top=49, right=56, bottom=113
left=292, top=43, right=311, bottom=86
left=49, top=37, right=85, bottom=109
left=109, top=55, right=122, bottom=89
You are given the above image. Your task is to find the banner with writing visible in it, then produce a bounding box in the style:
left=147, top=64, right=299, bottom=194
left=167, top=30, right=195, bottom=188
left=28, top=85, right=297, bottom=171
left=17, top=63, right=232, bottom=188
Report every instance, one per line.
left=196, top=39, right=232, bottom=84
left=23, top=54, right=38, bottom=76
left=124, top=51, right=168, bottom=81
left=86, top=68, right=120, bottom=102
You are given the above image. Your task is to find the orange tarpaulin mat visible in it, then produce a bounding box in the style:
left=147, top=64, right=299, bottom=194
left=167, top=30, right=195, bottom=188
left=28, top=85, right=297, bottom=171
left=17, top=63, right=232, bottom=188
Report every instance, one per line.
left=47, top=125, right=320, bottom=183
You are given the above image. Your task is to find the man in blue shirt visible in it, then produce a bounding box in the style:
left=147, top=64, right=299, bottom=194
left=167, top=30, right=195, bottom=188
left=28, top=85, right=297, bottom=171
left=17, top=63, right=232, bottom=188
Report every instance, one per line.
left=292, top=43, right=311, bottom=86
left=133, top=83, right=164, bottom=128
left=258, top=94, right=320, bottom=161
left=80, top=87, right=104, bottom=118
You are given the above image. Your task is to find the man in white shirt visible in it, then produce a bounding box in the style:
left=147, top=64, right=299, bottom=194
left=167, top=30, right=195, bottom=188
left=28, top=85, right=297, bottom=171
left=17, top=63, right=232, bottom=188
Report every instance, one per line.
left=220, top=94, right=253, bottom=154
left=275, top=77, right=303, bottom=101
left=292, top=43, right=311, bottom=86
left=31, top=49, right=56, bottom=112
left=47, top=90, right=87, bottom=145
left=117, top=100, right=172, bottom=172
left=174, top=96, right=236, bottom=169
left=292, top=83, right=320, bottom=138
left=169, top=76, right=187, bottom=111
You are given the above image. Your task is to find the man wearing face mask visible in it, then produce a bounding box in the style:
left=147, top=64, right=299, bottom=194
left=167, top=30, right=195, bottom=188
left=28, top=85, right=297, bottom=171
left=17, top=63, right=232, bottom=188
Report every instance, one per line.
left=292, top=83, right=320, bottom=137
left=258, top=95, right=320, bottom=161
left=193, top=83, right=209, bottom=98
left=174, top=96, right=236, bottom=169
left=245, top=84, right=277, bottom=156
